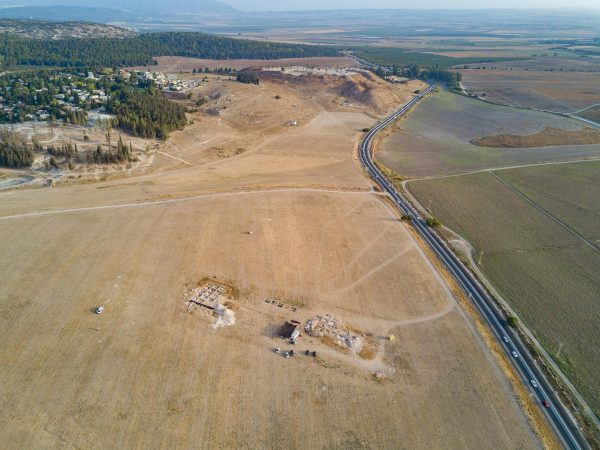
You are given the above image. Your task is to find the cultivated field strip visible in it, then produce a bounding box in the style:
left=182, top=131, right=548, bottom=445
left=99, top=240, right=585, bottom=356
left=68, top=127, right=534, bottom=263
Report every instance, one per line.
left=408, top=166, right=600, bottom=415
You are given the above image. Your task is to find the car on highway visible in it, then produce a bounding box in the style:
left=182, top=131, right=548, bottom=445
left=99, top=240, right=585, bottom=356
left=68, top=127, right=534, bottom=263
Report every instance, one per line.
left=530, top=379, right=538, bottom=388
left=543, top=400, right=550, bottom=409
left=502, top=336, right=509, bottom=343
left=511, top=350, right=519, bottom=358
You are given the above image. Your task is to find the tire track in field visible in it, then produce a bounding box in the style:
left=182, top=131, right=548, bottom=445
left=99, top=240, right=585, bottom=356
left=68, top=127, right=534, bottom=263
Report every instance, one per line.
left=489, top=171, right=600, bottom=254
left=0, top=187, right=375, bottom=222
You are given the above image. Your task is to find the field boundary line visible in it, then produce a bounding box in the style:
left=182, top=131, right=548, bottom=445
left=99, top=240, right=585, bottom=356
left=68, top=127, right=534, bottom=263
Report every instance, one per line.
left=407, top=157, right=600, bottom=183
left=489, top=171, right=600, bottom=254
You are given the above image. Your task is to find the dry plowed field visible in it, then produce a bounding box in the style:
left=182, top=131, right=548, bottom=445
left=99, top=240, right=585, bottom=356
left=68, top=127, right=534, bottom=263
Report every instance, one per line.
left=407, top=162, right=600, bottom=414
left=0, top=76, right=539, bottom=448
left=459, top=68, right=600, bottom=113
left=378, top=90, right=600, bottom=177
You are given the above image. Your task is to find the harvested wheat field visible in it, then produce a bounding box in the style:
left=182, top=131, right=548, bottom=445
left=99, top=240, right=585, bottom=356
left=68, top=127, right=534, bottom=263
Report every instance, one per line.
left=378, top=90, right=600, bottom=177
left=407, top=162, right=600, bottom=413
left=471, top=126, right=600, bottom=148
left=459, top=68, right=600, bottom=113
left=0, top=72, right=541, bottom=449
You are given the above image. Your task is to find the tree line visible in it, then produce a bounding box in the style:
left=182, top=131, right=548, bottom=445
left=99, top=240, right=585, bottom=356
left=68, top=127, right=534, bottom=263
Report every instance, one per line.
left=236, top=72, right=260, bottom=85
left=0, top=32, right=340, bottom=69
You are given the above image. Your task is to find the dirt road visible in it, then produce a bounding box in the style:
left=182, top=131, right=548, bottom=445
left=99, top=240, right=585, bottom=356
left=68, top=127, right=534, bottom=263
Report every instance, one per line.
left=0, top=77, right=541, bottom=449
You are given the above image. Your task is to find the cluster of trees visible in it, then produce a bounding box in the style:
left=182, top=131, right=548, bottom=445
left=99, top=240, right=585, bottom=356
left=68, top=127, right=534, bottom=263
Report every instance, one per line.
left=64, top=109, right=87, bottom=125
left=0, top=32, right=340, bottom=69
left=85, top=136, right=131, bottom=164
left=373, top=62, right=462, bottom=92
left=0, top=130, right=34, bottom=168
left=236, top=72, right=260, bottom=85
left=421, top=65, right=462, bottom=91
left=0, top=126, right=138, bottom=168
left=374, top=63, right=420, bottom=79
left=192, top=67, right=235, bottom=74
left=107, top=89, right=187, bottom=140
left=47, top=142, right=77, bottom=158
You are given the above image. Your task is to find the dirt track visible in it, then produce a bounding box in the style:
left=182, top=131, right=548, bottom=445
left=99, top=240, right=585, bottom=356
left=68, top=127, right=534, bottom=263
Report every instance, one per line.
left=0, top=75, right=541, bottom=449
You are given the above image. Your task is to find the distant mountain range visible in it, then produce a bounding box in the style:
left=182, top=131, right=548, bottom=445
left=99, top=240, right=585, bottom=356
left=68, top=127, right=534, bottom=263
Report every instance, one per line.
left=0, top=0, right=238, bottom=22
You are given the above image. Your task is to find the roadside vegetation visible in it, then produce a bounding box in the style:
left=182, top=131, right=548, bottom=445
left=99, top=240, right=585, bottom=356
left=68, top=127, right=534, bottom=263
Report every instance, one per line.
left=374, top=161, right=405, bottom=189
left=425, top=217, right=441, bottom=228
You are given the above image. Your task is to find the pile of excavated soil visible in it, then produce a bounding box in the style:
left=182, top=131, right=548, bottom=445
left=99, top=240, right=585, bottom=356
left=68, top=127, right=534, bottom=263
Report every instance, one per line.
left=304, top=315, right=363, bottom=353
left=471, top=126, right=600, bottom=148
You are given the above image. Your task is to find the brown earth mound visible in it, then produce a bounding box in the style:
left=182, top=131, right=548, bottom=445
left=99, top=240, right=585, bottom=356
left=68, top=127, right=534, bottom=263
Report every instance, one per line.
left=471, top=126, right=600, bottom=148
left=331, top=75, right=394, bottom=111
left=259, top=70, right=421, bottom=114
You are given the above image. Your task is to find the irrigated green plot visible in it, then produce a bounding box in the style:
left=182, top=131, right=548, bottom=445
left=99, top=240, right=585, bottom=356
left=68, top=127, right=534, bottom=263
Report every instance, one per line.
left=378, top=91, right=600, bottom=177
left=407, top=165, right=600, bottom=414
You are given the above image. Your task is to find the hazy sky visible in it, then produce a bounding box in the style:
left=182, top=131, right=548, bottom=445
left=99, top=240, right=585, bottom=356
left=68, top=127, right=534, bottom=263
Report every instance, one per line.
left=224, top=0, right=600, bottom=11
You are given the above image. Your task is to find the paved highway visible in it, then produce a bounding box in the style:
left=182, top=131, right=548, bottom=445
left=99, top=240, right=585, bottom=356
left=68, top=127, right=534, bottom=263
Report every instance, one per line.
left=359, top=84, right=589, bottom=450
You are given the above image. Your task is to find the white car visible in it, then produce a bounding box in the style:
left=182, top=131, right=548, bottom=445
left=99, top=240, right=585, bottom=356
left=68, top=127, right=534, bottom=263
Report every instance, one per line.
left=530, top=379, right=538, bottom=388
left=511, top=351, right=519, bottom=358
left=94, top=306, right=104, bottom=314
left=502, top=336, right=509, bottom=343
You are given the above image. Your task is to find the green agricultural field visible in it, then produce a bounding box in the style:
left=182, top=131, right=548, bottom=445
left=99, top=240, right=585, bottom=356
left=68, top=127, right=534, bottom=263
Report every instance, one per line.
left=378, top=91, right=600, bottom=177
left=352, top=47, right=519, bottom=68
left=407, top=163, right=600, bottom=415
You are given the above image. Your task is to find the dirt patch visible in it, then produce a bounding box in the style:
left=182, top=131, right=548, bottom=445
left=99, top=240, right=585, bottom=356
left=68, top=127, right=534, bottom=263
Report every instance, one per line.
left=359, top=347, right=376, bottom=360
left=471, top=126, right=600, bottom=148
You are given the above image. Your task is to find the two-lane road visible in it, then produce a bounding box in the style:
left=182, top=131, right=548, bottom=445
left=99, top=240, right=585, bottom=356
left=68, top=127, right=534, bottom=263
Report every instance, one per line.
left=359, top=85, right=589, bottom=450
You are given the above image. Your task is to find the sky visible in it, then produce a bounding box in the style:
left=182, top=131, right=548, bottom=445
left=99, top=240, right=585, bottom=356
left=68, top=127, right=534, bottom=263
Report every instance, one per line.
left=223, top=0, right=600, bottom=11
